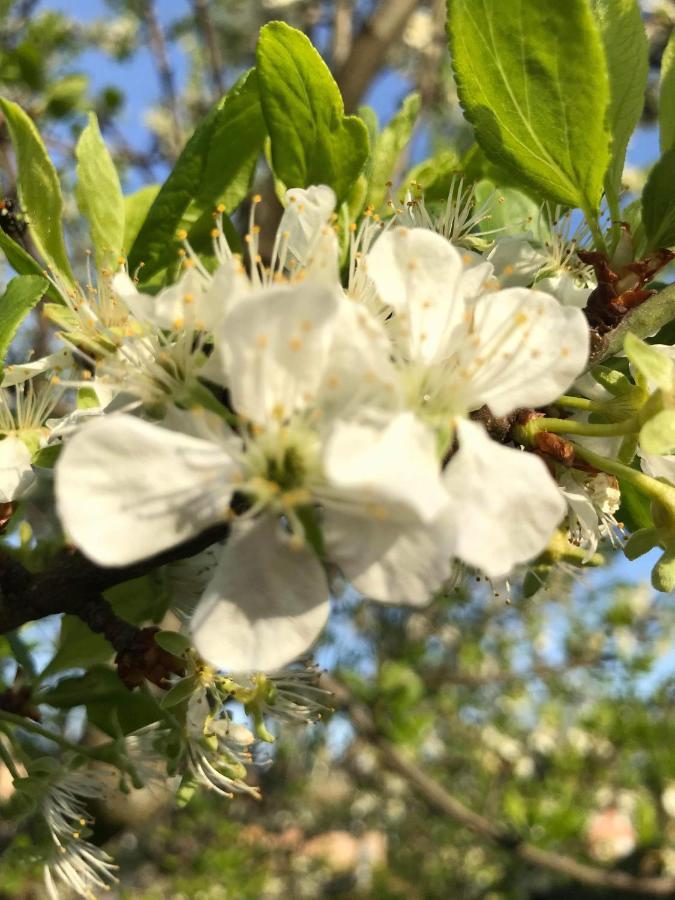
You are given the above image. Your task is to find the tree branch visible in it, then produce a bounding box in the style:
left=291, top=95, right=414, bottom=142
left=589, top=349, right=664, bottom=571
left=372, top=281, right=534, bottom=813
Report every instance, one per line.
left=191, top=0, right=225, bottom=98
left=336, top=0, right=419, bottom=112
left=325, top=675, right=675, bottom=897
left=0, top=523, right=229, bottom=636
left=139, top=0, right=183, bottom=157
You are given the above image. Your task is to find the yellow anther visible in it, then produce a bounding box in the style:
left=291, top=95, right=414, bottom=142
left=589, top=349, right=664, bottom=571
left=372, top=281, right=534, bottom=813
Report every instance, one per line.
left=300, top=320, right=313, bottom=332
left=253, top=194, right=262, bottom=203
left=515, top=312, right=528, bottom=325
left=255, top=334, right=269, bottom=349
left=183, top=293, right=195, bottom=304
left=289, top=336, right=303, bottom=352
left=216, top=203, right=226, bottom=213
left=176, top=229, right=188, bottom=240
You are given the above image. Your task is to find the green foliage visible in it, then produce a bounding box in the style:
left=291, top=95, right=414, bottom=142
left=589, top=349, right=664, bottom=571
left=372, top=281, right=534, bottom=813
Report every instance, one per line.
left=590, top=0, right=648, bottom=199
left=474, top=180, right=540, bottom=236
left=0, top=97, right=73, bottom=286
left=75, top=111, right=125, bottom=269
left=366, top=92, right=420, bottom=211
left=128, top=69, right=265, bottom=282
left=642, top=147, right=675, bottom=249
left=660, top=31, right=675, bottom=153
left=640, top=410, right=675, bottom=454
left=256, top=21, right=370, bottom=204
left=123, top=185, right=160, bottom=252
left=41, top=664, right=164, bottom=736
left=0, top=275, right=48, bottom=363
left=403, top=150, right=461, bottom=202
left=448, top=0, right=611, bottom=214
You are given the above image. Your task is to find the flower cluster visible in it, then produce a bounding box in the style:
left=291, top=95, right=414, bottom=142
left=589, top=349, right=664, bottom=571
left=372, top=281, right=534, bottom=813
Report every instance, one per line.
left=0, top=183, right=648, bottom=678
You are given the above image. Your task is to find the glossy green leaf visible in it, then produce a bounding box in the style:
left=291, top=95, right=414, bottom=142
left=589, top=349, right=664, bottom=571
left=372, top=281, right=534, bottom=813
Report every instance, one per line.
left=128, top=69, right=265, bottom=281
left=660, top=31, right=675, bottom=152
left=591, top=0, right=648, bottom=196
left=123, top=185, right=160, bottom=253
left=75, top=112, right=125, bottom=269
left=642, top=148, right=675, bottom=249
left=155, top=630, right=191, bottom=658
left=448, top=0, right=611, bottom=212
left=366, top=92, right=420, bottom=211
left=0, top=275, right=48, bottom=361
left=624, top=332, right=674, bottom=390
left=474, top=180, right=540, bottom=237
left=161, top=674, right=198, bottom=709
left=256, top=21, right=369, bottom=203
left=0, top=97, right=73, bottom=285
left=640, top=410, right=675, bottom=454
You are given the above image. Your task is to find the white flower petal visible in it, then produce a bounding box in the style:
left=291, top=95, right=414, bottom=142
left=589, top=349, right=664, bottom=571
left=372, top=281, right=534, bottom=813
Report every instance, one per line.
left=0, top=435, right=35, bottom=502
left=322, top=412, right=446, bottom=523
left=324, top=507, right=455, bottom=605
left=442, top=419, right=566, bottom=577
left=280, top=186, right=339, bottom=284
left=640, top=450, right=675, bottom=483
left=457, top=288, right=590, bottom=416
left=2, top=349, right=72, bottom=387
left=536, top=273, right=593, bottom=308
left=190, top=516, right=329, bottom=672
left=487, top=236, right=547, bottom=287
left=364, top=227, right=467, bottom=363
left=222, top=281, right=340, bottom=423
left=55, top=414, right=239, bottom=566
left=318, top=298, right=402, bottom=417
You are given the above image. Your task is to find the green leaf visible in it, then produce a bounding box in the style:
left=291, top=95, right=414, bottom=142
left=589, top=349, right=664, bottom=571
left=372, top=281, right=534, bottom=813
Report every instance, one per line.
left=0, top=275, right=48, bottom=361
left=366, top=93, right=420, bottom=211
left=618, top=478, right=653, bottom=533
left=32, top=443, right=60, bottom=468
left=590, top=284, right=675, bottom=366
left=256, top=21, right=369, bottom=203
left=653, top=548, right=675, bottom=592
left=0, top=97, right=73, bottom=286
left=660, top=31, right=675, bottom=152
left=75, top=112, right=125, bottom=269
left=41, top=666, right=164, bottom=736
left=123, top=185, right=160, bottom=253
left=642, top=148, right=675, bottom=249
left=161, top=674, right=198, bottom=709
left=624, top=527, right=659, bottom=560
left=624, top=332, right=675, bottom=390
left=590, top=0, right=648, bottom=197
left=448, top=0, right=611, bottom=212
left=640, top=410, right=675, bottom=454
left=128, top=69, right=265, bottom=282
left=0, top=228, right=54, bottom=296
left=474, top=180, right=540, bottom=237
left=154, top=630, right=191, bottom=658
left=403, top=150, right=461, bottom=203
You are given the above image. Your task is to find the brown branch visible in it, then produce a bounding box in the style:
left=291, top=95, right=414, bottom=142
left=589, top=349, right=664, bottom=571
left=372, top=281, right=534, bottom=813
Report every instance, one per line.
left=139, top=0, right=182, bottom=157
left=191, top=0, right=225, bottom=98
left=336, top=0, right=419, bottom=112
left=0, top=523, right=229, bottom=636
left=324, top=675, right=675, bottom=897
left=331, top=0, right=354, bottom=70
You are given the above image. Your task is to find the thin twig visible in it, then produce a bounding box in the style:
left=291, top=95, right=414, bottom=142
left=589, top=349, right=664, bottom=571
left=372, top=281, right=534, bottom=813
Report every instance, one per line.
left=191, top=0, right=225, bottom=98
left=324, top=674, right=675, bottom=897
left=336, top=0, right=419, bottom=111
left=139, top=0, right=182, bottom=156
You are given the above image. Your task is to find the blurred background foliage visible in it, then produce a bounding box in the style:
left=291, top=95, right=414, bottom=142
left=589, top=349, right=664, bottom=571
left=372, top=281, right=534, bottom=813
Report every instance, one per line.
left=3, top=1, right=675, bottom=898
